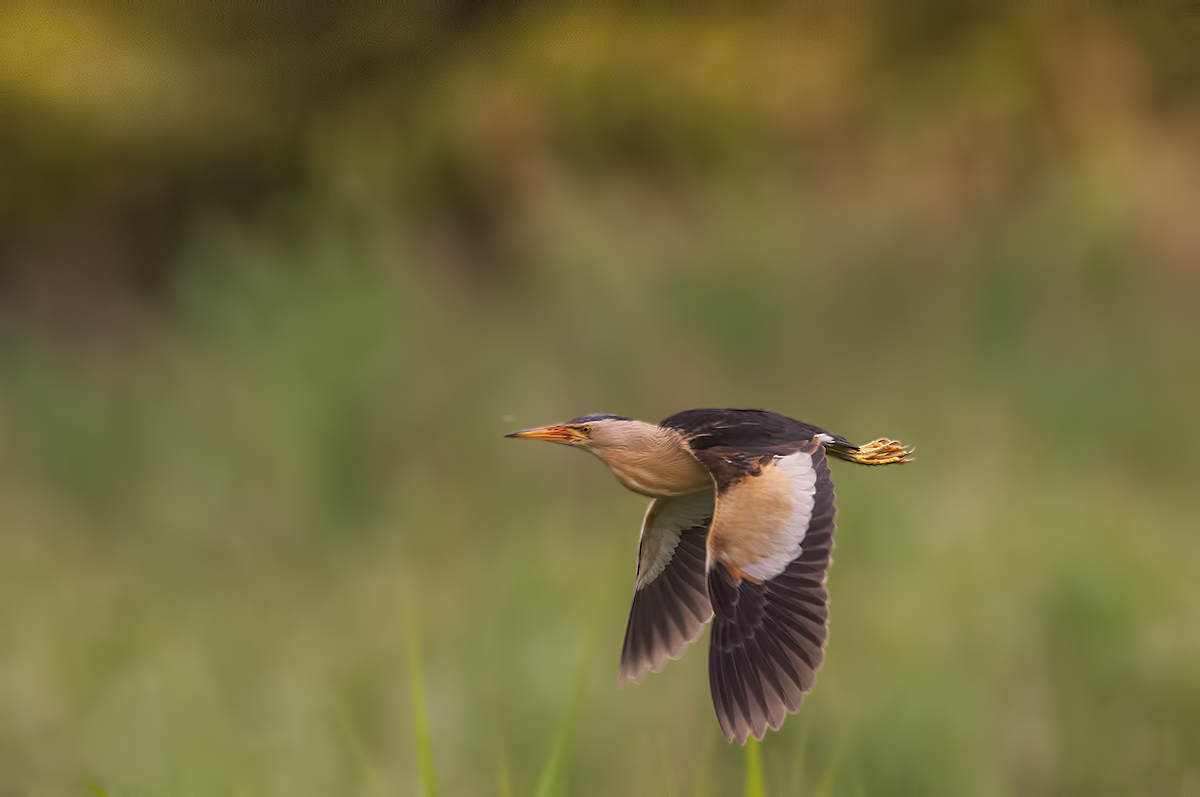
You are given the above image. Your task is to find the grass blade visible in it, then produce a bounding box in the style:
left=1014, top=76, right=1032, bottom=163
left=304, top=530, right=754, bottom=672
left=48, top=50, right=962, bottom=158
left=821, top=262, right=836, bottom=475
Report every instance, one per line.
left=406, top=609, right=438, bottom=797
left=744, top=737, right=767, bottom=797
left=789, top=720, right=810, bottom=793
left=659, top=733, right=679, bottom=797
left=814, top=736, right=846, bottom=797
left=534, top=626, right=598, bottom=797
left=330, top=702, right=387, bottom=797
left=533, top=643, right=594, bottom=797
left=495, top=727, right=513, bottom=797
left=692, top=726, right=719, bottom=797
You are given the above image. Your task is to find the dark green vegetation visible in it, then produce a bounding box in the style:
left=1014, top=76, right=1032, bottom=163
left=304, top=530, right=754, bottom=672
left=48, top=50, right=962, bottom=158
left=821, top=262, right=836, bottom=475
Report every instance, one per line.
left=2, top=3, right=1199, bottom=795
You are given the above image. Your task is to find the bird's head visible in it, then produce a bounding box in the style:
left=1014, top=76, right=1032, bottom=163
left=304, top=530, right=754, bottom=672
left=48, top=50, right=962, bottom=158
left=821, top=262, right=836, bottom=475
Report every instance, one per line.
left=505, top=414, right=636, bottom=450
left=507, top=413, right=711, bottom=496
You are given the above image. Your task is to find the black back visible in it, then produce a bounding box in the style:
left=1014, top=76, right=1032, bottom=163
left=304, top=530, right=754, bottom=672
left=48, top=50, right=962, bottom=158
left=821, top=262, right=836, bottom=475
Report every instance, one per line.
left=659, top=408, right=850, bottom=450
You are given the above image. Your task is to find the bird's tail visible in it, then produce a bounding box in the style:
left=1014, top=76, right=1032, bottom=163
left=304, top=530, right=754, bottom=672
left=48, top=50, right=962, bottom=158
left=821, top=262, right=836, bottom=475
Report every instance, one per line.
left=825, top=438, right=914, bottom=465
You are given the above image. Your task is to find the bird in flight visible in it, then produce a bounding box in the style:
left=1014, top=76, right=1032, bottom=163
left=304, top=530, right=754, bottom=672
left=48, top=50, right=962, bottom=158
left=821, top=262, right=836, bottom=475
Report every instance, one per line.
left=507, top=408, right=912, bottom=743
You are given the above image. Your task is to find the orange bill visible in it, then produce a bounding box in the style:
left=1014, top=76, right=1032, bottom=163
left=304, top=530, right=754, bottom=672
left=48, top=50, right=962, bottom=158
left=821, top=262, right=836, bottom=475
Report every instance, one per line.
left=504, top=424, right=582, bottom=443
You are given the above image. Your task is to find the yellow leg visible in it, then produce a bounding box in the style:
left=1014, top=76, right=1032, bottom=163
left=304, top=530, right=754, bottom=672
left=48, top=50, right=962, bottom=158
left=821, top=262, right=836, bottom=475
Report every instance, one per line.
left=847, top=438, right=914, bottom=465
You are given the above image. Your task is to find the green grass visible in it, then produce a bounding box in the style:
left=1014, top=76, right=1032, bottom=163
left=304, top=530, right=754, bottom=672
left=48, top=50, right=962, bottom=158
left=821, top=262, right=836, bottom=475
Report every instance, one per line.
left=1, top=200, right=1195, bottom=794
left=406, top=608, right=438, bottom=797
left=744, top=739, right=766, bottom=797
left=534, top=630, right=596, bottom=797
left=2, top=11, right=1200, bottom=792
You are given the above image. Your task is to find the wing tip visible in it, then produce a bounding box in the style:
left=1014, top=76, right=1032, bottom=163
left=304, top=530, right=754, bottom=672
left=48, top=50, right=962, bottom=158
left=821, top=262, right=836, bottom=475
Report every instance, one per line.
left=707, top=556, right=833, bottom=744
left=715, top=687, right=811, bottom=745
left=619, top=623, right=711, bottom=687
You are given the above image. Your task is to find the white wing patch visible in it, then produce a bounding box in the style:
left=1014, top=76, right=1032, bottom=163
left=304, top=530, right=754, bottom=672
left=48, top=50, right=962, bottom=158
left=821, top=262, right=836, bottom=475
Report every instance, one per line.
left=739, top=451, right=818, bottom=582
left=636, top=491, right=714, bottom=589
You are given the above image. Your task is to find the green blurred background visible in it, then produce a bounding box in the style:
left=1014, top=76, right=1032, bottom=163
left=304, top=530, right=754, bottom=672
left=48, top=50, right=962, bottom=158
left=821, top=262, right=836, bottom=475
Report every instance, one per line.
left=2, top=2, right=1199, bottom=795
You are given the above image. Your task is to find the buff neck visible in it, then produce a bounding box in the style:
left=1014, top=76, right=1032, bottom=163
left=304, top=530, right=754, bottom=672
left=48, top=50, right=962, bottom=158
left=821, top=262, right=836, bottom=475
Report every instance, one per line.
left=584, top=420, right=712, bottom=497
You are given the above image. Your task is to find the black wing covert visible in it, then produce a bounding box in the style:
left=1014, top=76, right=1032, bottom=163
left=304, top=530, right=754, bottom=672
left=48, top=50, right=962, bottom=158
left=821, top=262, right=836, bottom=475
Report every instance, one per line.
left=660, top=408, right=852, bottom=451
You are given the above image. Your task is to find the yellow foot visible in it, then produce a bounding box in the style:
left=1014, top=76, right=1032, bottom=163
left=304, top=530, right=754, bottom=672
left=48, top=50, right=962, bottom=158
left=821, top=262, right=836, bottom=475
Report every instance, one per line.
left=849, top=438, right=914, bottom=465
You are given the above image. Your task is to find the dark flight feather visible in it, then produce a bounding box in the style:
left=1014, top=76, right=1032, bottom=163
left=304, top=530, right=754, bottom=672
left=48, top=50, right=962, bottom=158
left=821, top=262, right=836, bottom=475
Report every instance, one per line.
left=619, top=510, right=713, bottom=685
left=704, top=441, right=837, bottom=743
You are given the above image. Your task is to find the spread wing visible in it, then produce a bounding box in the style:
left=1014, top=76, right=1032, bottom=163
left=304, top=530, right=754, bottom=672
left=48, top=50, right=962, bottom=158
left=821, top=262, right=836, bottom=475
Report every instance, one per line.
left=693, top=438, right=836, bottom=744
left=618, top=491, right=715, bottom=686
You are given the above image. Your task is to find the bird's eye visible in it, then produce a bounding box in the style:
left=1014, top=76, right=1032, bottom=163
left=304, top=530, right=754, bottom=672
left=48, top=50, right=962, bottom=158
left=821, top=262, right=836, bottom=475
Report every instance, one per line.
left=580, top=425, right=591, bottom=434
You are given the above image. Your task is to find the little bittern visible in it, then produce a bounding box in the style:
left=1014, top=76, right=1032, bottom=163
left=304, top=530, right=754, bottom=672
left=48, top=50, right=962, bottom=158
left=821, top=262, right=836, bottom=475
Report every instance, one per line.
left=508, top=408, right=912, bottom=743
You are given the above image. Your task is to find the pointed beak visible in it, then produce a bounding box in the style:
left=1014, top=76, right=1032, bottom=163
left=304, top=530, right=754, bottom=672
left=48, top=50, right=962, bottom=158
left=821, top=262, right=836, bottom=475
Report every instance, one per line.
left=505, top=424, right=582, bottom=443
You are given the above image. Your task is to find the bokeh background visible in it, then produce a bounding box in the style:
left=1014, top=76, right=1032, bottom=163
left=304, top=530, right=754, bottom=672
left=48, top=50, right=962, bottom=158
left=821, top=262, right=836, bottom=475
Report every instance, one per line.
left=2, top=2, right=1199, bottom=795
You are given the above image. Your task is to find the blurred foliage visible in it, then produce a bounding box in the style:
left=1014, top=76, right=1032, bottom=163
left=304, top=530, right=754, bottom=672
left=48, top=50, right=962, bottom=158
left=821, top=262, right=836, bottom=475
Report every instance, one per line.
left=1, top=1, right=1199, bottom=795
